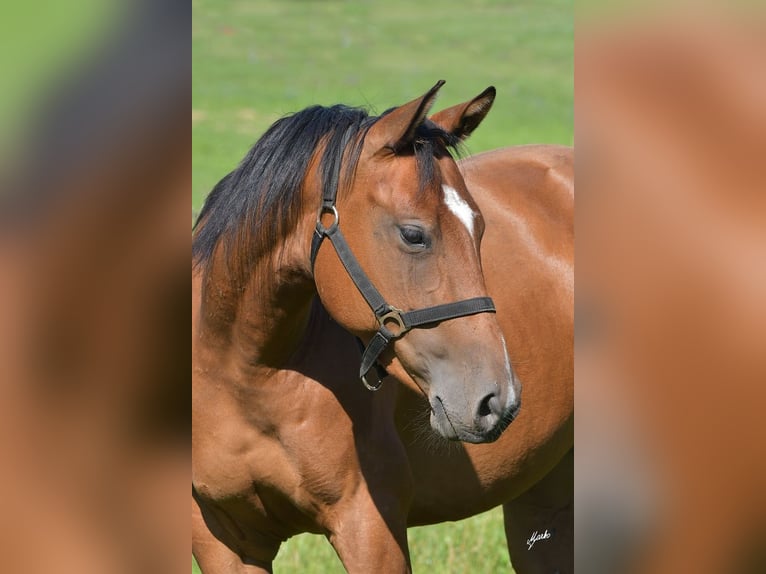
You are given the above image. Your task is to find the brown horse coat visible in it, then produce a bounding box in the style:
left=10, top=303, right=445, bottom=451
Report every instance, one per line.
left=193, top=87, right=572, bottom=573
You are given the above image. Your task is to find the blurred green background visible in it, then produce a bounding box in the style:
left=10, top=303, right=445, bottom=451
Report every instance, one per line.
left=193, top=0, right=571, bottom=571
left=193, top=0, right=573, bottom=207
left=0, top=0, right=115, bottom=162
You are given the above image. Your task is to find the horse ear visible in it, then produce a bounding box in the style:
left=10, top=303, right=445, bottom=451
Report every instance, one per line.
left=429, top=86, right=496, bottom=141
left=366, top=80, right=445, bottom=154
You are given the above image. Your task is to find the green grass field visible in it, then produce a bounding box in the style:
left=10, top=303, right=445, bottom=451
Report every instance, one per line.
left=193, top=0, right=571, bottom=571
left=192, top=507, right=511, bottom=573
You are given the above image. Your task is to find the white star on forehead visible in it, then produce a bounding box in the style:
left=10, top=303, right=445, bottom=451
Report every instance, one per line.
left=442, top=184, right=476, bottom=238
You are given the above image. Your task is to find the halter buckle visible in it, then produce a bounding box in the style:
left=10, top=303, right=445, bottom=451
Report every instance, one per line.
left=379, top=308, right=409, bottom=338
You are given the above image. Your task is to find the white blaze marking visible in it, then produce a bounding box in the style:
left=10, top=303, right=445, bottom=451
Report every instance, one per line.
left=442, top=184, right=476, bottom=238
left=500, top=334, right=518, bottom=407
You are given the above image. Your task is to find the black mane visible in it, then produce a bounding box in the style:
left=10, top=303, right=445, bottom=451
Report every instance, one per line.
left=192, top=103, right=461, bottom=280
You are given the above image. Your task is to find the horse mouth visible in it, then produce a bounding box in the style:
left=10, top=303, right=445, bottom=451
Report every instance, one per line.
left=430, top=396, right=460, bottom=441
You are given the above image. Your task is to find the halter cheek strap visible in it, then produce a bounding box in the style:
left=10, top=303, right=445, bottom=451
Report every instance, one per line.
left=310, top=200, right=496, bottom=391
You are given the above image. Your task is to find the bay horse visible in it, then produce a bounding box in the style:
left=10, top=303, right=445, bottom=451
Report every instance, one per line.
left=192, top=81, right=573, bottom=573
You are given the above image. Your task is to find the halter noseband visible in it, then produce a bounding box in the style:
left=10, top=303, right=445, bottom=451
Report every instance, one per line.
left=309, top=175, right=496, bottom=391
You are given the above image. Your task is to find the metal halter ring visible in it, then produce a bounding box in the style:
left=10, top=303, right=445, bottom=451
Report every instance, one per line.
left=316, top=205, right=339, bottom=235
left=361, top=372, right=383, bottom=392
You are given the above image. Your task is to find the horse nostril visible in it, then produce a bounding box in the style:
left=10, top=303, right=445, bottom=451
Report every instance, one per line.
left=478, top=394, right=494, bottom=418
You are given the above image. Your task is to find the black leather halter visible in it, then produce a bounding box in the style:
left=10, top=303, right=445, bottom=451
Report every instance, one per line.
left=309, top=175, right=496, bottom=391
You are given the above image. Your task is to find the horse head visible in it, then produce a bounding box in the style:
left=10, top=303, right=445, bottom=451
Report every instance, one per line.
left=311, top=81, right=521, bottom=443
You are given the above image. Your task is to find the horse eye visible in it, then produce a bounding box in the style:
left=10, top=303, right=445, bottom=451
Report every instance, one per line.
left=400, top=226, right=427, bottom=248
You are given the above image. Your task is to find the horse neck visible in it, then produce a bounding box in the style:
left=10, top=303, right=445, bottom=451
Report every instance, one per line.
left=196, top=222, right=317, bottom=372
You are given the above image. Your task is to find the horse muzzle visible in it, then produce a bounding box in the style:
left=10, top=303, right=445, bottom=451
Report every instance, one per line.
left=429, top=374, right=522, bottom=444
